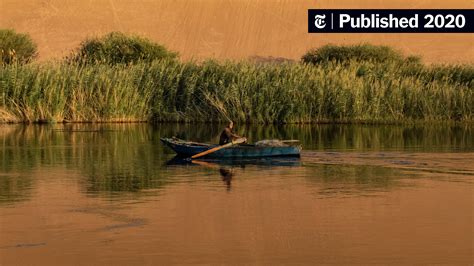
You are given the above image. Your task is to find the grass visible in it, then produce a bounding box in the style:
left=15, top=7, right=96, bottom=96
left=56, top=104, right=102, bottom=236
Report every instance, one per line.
left=0, top=58, right=472, bottom=124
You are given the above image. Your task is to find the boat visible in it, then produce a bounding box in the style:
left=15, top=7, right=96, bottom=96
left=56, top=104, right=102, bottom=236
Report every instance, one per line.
left=160, top=137, right=302, bottom=158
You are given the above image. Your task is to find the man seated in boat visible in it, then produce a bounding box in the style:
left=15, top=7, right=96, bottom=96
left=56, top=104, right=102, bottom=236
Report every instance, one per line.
left=219, top=121, right=246, bottom=145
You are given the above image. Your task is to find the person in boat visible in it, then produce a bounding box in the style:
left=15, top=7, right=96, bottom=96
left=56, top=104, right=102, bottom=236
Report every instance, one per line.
left=219, top=121, right=245, bottom=145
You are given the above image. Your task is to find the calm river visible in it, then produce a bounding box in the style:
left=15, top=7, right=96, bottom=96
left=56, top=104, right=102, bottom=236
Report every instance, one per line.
left=0, top=123, right=473, bottom=265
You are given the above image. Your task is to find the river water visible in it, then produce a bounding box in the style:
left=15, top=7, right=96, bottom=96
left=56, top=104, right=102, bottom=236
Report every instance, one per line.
left=0, top=123, right=473, bottom=265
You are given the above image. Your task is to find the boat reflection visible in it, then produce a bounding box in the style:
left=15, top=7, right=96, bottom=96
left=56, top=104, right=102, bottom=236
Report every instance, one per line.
left=191, top=160, right=234, bottom=191
left=166, top=156, right=302, bottom=167
left=166, top=156, right=301, bottom=191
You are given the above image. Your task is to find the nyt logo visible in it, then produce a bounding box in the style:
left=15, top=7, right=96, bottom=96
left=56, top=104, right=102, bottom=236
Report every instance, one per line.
left=314, top=14, right=327, bottom=29
left=309, top=9, right=473, bottom=33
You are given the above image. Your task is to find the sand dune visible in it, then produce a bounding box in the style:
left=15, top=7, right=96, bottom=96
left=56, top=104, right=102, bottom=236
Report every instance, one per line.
left=0, top=0, right=472, bottom=63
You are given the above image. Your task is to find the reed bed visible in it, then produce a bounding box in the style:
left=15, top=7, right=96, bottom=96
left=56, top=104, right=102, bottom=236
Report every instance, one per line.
left=0, top=59, right=472, bottom=124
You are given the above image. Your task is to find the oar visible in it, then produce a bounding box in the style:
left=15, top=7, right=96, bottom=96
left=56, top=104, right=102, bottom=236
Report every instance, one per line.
left=191, top=138, right=247, bottom=159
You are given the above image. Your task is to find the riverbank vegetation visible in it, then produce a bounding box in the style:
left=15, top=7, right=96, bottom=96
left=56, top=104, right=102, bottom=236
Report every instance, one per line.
left=66, top=32, right=178, bottom=65
left=0, top=31, right=472, bottom=124
left=0, top=29, right=38, bottom=65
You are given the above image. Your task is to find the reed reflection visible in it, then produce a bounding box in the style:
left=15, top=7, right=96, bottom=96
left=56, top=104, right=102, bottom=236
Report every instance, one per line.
left=0, top=123, right=472, bottom=204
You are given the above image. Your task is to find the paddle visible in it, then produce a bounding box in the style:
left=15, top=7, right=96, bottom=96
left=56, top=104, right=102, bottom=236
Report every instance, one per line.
left=191, top=138, right=247, bottom=159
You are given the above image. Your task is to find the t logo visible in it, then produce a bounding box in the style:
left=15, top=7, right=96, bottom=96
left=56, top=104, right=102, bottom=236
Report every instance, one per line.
left=314, top=14, right=326, bottom=29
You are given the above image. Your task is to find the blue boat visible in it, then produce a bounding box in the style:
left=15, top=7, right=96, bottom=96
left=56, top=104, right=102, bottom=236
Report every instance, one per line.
left=160, top=138, right=302, bottom=158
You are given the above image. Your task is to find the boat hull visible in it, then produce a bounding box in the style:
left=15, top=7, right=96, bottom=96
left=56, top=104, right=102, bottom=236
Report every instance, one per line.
left=160, top=138, right=301, bottom=158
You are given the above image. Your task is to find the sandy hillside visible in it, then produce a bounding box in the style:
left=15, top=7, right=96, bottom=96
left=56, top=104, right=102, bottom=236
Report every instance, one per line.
left=0, top=0, right=472, bottom=63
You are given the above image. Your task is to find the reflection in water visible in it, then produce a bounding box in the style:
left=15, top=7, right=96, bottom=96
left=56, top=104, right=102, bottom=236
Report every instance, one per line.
left=183, top=159, right=235, bottom=191
left=0, top=123, right=473, bottom=264
left=0, top=173, right=34, bottom=204
left=167, top=156, right=303, bottom=191
left=169, top=158, right=235, bottom=190
left=0, top=123, right=472, bottom=203
left=219, top=168, right=233, bottom=191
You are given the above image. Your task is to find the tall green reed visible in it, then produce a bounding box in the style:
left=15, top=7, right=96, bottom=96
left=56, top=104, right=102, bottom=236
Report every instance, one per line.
left=0, top=59, right=472, bottom=124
